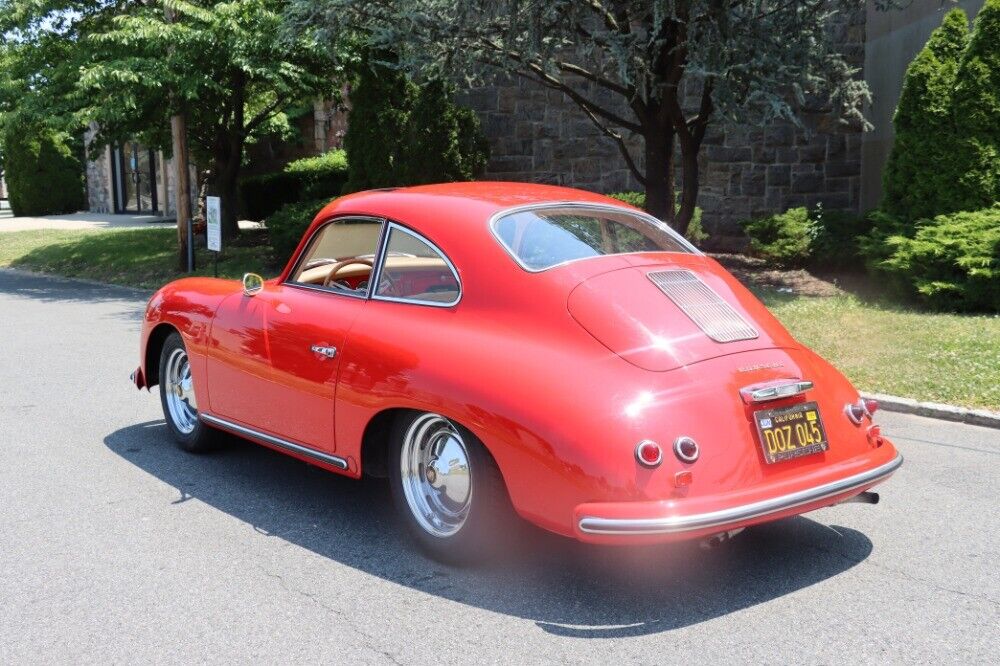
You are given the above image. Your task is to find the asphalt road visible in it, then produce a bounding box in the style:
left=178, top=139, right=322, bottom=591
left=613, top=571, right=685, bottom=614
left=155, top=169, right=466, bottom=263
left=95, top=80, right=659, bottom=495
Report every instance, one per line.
left=0, top=268, right=997, bottom=664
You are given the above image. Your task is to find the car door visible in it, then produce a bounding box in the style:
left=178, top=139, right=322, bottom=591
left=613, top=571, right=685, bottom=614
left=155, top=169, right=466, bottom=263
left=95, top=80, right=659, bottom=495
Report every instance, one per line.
left=206, top=216, right=384, bottom=454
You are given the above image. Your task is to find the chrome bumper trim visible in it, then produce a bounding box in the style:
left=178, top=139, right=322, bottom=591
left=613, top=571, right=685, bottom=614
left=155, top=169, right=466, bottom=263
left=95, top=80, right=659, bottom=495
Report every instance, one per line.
left=578, top=453, right=903, bottom=535
left=201, top=413, right=349, bottom=470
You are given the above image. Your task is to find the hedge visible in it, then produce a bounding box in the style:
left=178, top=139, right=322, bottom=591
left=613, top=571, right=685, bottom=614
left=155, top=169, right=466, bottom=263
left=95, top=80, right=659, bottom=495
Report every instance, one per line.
left=239, top=150, right=347, bottom=221
left=266, top=198, right=330, bottom=261
left=740, top=206, right=871, bottom=270
left=879, top=206, right=1000, bottom=312
left=2, top=123, right=86, bottom=216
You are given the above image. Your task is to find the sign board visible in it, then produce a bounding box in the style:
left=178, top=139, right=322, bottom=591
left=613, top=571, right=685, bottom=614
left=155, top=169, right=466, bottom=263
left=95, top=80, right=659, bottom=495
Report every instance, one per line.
left=206, top=196, right=221, bottom=252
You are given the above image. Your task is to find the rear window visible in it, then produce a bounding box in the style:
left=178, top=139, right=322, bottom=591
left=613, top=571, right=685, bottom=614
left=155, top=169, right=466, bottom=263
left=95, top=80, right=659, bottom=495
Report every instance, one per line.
left=493, top=205, right=693, bottom=271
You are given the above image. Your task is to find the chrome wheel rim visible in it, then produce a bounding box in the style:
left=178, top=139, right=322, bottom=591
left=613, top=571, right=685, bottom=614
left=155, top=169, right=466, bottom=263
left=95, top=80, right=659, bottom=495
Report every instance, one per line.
left=400, top=413, right=472, bottom=538
left=164, top=347, right=198, bottom=434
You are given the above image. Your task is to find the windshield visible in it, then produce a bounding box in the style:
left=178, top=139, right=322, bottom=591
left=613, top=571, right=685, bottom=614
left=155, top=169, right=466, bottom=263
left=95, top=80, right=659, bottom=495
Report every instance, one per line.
left=492, top=205, right=693, bottom=271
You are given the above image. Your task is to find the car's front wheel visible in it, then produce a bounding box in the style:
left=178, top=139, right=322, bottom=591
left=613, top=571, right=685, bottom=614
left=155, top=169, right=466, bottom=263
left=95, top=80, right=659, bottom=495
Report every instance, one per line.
left=388, top=411, right=512, bottom=564
left=158, top=331, right=215, bottom=453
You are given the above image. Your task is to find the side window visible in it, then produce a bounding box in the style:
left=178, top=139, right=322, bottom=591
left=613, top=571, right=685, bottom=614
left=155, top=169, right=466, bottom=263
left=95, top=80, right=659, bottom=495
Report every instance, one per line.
left=289, top=218, right=384, bottom=295
left=374, top=226, right=460, bottom=305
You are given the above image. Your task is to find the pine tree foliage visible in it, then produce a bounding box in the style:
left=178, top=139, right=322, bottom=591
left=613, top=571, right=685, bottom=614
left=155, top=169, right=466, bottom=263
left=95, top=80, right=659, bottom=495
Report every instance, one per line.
left=343, top=60, right=487, bottom=191
left=880, top=8, right=969, bottom=223
left=952, top=0, right=1000, bottom=212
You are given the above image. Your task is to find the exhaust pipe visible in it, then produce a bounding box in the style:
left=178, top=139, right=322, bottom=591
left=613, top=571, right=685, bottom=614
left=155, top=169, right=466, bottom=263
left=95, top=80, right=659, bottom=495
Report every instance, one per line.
left=839, top=491, right=880, bottom=505
left=699, top=527, right=745, bottom=550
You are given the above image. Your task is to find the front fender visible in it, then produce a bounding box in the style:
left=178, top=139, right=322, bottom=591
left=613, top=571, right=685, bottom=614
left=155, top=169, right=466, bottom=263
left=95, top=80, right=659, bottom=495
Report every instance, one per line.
left=136, top=277, right=238, bottom=402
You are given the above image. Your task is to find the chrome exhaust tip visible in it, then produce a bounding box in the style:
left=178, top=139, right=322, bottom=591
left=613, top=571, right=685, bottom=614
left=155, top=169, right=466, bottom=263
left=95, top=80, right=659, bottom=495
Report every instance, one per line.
left=839, top=491, right=880, bottom=505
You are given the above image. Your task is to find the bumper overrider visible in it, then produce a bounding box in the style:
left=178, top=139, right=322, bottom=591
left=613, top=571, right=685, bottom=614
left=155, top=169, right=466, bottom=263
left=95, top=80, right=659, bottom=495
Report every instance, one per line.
left=574, top=451, right=903, bottom=543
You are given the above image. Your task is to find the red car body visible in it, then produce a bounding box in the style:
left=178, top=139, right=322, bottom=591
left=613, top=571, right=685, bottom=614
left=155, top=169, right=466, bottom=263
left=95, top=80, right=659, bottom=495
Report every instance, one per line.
left=134, top=182, right=901, bottom=545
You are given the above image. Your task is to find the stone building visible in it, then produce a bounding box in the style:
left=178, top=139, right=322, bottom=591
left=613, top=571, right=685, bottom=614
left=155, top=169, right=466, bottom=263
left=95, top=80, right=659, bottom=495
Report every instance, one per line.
left=84, top=98, right=348, bottom=217
left=459, top=0, right=985, bottom=248
left=84, top=123, right=197, bottom=217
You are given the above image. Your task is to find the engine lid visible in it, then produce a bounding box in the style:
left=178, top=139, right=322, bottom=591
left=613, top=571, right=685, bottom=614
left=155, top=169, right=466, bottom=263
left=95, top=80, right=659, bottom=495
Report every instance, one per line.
left=567, top=258, right=795, bottom=371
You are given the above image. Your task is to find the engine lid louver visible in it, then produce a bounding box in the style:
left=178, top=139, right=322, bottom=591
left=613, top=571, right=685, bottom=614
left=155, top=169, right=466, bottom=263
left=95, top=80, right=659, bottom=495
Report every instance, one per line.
left=647, top=269, right=759, bottom=343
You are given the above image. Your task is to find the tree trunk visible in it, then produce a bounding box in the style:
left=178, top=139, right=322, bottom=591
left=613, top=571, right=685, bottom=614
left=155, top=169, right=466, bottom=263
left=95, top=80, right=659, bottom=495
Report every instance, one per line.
left=171, top=113, right=192, bottom=271
left=675, top=139, right=700, bottom=237
left=212, top=136, right=243, bottom=240
left=643, top=123, right=676, bottom=225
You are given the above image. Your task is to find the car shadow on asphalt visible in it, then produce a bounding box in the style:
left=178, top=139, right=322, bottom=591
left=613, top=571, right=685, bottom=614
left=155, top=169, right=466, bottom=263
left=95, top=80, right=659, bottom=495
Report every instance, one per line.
left=106, top=420, right=874, bottom=639
left=0, top=269, right=146, bottom=321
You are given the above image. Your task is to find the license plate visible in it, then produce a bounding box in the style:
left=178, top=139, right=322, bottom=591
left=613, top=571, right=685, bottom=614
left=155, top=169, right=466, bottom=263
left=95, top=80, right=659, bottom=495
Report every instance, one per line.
left=754, top=401, right=828, bottom=464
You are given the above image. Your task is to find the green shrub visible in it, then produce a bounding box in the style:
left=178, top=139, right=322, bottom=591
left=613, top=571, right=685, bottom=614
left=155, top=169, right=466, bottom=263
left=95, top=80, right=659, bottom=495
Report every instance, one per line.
left=344, top=58, right=488, bottom=191
left=266, top=198, right=330, bottom=261
left=607, top=191, right=707, bottom=246
left=952, top=0, right=1000, bottom=212
left=879, top=206, right=1000, bottom=312
left=808, top=206, right=872, bottom=271
left=239, top=150, right=348, bottom=220
left=740, top=207, right=813, bottom=267
left=880, top=8, right=969, bottom=223
left=608, top=191, right=646, bottom=208
left=2, top=123, right=86, bottom=216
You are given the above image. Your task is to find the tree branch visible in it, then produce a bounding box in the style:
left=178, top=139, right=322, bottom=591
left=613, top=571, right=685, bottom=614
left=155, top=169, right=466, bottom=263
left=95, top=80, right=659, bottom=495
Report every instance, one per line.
left=480, top=38, right=642, bottom=133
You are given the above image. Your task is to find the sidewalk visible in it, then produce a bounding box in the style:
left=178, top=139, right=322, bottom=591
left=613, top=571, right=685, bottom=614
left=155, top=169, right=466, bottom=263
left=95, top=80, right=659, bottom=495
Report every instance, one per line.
left=0, top=209, right=176, bottom=232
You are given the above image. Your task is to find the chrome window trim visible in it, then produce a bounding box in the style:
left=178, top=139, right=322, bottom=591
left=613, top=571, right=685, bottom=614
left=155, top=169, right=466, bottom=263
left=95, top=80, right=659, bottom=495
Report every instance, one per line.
left=283, top=214, right=388, bottom=300
left=201, top=413, right=349, bottom=470
left=488, top=201, right=702, bottom=274
left=370, top=221, right=462, bottom=308
left=578, top=453, right=903, bottom=535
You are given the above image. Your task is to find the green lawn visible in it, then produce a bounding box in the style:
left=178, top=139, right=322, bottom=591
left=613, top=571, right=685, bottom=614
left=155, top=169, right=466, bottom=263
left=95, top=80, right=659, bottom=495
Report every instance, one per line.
left=0, top=228, right=279, bottom=289
left=1, top=228, right=997, bottom=411
left=760, top=290, right=1000, bottom=412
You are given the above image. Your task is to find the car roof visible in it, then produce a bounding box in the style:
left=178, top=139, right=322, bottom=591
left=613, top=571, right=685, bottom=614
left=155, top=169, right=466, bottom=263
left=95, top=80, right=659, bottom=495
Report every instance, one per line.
left=322, top=181, right=630, bottom=223
left=281, top=182, right=649, bottom=285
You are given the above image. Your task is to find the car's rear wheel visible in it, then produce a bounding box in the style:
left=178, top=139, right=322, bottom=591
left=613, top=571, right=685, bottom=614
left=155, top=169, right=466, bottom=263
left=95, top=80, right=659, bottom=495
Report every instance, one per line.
left=158, top=331, right=215, bottom=453
left=388, top=411, right=512, bottom=564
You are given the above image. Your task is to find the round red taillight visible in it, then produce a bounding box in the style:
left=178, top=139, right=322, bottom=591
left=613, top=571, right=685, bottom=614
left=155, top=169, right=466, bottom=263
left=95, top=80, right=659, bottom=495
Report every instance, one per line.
left=674, top=436, right=700, bottom=463
left=845, top=401, right=868, bottom=425
left=635, top=440, right=662, bottom=467
left=863, top=398, right=880, bottom=416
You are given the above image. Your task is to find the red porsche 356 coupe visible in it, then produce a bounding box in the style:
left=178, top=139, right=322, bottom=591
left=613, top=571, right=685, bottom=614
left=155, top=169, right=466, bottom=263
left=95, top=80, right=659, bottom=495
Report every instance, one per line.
left=133, top=182, right=901, bottom=561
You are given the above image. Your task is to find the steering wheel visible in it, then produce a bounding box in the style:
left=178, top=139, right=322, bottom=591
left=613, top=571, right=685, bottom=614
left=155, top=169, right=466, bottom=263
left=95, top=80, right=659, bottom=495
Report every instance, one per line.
left=322, top=258, right=374, bottom=288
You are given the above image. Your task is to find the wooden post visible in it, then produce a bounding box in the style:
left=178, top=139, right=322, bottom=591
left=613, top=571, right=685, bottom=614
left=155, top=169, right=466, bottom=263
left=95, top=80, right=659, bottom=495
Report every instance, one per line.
left=166, top=5, right=193, bottom=272
left=171, top=114, right=193, bottom=272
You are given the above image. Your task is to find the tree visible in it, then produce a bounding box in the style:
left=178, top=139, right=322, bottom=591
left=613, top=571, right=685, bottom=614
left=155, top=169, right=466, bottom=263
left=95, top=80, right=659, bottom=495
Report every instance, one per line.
left=289, top=1, right=898, bottom=233
left=344, top=58, right=488, bottom=191
left=952, top=0, right=1000, bottom=212
left=0, top=0, right=342, bottom=239
left=880, top=8, right=969, bottom=223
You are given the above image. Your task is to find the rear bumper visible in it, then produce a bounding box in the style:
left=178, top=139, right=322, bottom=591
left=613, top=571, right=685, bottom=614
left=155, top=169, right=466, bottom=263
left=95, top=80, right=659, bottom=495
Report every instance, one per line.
left=574, top=451, right=902, bottom=543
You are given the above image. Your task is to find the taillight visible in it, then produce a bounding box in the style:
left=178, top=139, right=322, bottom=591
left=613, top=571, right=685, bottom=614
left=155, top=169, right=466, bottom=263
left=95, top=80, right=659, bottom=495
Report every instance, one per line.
left=673, top=436, right=700, bottom=463
left=635, top=440, right=663, bottom=467
left=844, top=398, right=874, bottom=425
left=863, top=398, right=879, bottom=416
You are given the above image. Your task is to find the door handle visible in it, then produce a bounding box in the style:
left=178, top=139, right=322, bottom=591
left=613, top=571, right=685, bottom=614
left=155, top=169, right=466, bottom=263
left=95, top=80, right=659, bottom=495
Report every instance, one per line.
left=311, top=345, right=337, bottom=359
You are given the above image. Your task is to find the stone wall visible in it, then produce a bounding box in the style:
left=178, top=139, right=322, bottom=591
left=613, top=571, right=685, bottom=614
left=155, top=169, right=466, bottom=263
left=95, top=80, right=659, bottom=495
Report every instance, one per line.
left=460, top=9, right=866, bottom=250
left=84, top=124, right=114, bottom=214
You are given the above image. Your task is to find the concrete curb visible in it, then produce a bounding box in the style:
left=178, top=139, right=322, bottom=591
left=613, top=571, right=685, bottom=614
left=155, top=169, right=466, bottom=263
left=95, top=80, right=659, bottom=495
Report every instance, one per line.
left=862, top=391, right=1000, bottom=429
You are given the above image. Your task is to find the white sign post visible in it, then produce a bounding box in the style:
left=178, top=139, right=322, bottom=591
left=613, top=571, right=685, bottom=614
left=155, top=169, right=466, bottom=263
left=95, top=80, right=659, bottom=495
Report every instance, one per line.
left=206, top=196, right=221, bottom=276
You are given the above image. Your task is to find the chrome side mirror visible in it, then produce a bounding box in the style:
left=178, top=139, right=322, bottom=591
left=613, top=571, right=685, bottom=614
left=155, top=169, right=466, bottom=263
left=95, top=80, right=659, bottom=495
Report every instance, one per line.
left=242, top=272, right=264, bottom=297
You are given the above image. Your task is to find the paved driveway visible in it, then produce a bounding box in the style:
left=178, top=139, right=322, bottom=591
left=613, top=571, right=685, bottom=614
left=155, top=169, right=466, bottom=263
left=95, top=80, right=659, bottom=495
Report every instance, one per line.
left=0, top=210, right=176, bottom=231
left=0, top=268, right=996, bottom=664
